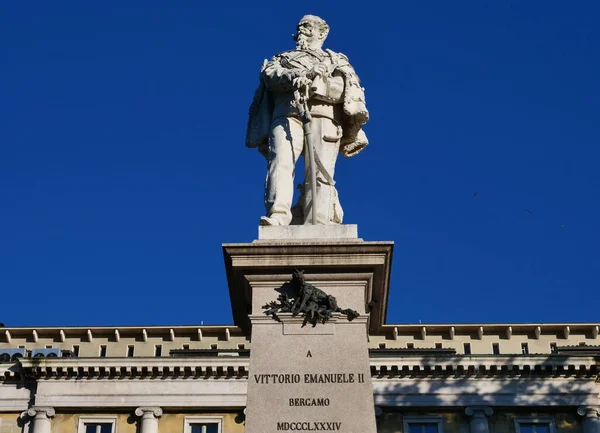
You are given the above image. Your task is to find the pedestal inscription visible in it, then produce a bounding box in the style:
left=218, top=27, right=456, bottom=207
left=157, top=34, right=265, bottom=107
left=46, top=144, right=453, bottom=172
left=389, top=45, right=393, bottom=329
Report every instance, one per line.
left=245, top=314, right=376, bottom=433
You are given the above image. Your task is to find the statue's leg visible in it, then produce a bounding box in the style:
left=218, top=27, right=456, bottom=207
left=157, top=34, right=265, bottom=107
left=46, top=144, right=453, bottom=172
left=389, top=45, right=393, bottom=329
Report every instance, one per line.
left=302, top=118, right=343, bottom=224
left=263, top=117, right=304, bottom=226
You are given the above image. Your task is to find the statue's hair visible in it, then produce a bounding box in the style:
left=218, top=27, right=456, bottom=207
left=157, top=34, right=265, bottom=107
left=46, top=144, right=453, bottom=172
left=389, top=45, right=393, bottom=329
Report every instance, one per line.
left=299, top=15, right=329, bottom=38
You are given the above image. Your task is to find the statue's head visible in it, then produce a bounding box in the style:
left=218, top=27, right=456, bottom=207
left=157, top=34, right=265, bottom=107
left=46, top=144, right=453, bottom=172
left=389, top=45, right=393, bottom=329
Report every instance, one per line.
left=294, top=15, right=329, bottom=50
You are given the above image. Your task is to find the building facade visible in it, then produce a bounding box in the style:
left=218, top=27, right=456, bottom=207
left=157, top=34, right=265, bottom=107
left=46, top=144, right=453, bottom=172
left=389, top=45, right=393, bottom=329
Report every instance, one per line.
left=1, top=237, right=599, bottom=433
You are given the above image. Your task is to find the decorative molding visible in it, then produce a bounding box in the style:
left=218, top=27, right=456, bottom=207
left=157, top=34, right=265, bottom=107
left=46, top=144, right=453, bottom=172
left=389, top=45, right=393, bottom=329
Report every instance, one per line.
left=465, top=406, right=494, bottom=417
left=27, top=406, right=55, bottom=418
left=370, top=355, right=599, bottom=378
left=135, top=406, right=163, bottom=418
left=17, top=357, right=249, bottom=380
left=12, top=354, right=600, bottom=381
left=578, top=406, right=600, bottom=418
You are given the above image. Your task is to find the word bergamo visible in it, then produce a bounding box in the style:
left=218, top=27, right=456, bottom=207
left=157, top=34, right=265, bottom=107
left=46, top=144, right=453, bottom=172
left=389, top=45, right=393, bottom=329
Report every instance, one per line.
left=277, top=422, right=342, bottom=431
left=289, top=398, right=330, bottom=407
left=253, top=373, right=365, bottom=384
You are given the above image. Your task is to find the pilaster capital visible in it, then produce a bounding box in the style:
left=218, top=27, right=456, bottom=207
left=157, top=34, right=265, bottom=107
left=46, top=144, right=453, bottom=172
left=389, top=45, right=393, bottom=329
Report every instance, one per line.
left=135, top=407, right=163, bottom=419
left=465, top=406, right=494, bottom=418
left=577, top=406, right=600, bottom=418
left=27, top=407, right=55, bottom=419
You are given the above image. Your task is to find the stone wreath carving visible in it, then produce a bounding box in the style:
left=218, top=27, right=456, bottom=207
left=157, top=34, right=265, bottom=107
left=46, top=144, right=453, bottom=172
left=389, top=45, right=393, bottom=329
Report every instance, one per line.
left=262, top=270, right=360, bottom=325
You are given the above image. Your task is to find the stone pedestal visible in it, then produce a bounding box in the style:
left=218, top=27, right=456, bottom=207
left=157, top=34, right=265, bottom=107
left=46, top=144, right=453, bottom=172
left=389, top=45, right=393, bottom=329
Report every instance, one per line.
left=223, top=229, right=393, bottom=433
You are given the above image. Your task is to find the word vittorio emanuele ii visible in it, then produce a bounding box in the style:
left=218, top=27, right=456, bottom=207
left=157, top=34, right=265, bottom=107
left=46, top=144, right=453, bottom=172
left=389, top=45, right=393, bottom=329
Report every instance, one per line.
left=253, top=372, right=366, bottom=385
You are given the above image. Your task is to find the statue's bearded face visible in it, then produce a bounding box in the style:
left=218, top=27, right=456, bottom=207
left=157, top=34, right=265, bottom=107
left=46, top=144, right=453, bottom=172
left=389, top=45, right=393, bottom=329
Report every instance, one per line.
left=295, top=19, right=324, bottom=50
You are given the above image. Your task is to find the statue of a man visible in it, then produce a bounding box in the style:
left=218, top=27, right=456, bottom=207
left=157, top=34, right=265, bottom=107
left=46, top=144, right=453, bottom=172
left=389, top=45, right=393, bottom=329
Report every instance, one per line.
left=246, top=15, right=369, bottom=226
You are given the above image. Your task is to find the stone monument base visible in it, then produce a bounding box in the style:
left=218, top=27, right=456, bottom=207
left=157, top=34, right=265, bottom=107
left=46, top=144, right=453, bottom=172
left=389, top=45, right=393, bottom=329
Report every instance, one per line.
left=245, top=313, right=375, bottom=433
left=257, top=224, right=359, bottom=241
left=223, top=233, right=393, bottom=433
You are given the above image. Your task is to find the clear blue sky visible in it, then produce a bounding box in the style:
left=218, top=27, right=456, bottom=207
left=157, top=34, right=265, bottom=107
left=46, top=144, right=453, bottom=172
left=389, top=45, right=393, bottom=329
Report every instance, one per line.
left=1, top=2, right=599, bottom=327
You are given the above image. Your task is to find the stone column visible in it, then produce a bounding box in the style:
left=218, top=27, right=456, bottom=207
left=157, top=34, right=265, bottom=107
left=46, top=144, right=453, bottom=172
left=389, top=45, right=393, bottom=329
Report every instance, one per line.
left=27, top=407, right=55, bottom=433
left=465, top=407, right=493, bottom=433
left=578, top=406, right=600, bottom=433
left=135, top=407, right=163, bottom=433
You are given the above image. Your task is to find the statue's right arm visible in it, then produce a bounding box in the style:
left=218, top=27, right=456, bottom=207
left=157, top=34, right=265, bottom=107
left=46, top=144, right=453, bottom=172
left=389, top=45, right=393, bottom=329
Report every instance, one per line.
left=261, top=57, right=301, bottom=92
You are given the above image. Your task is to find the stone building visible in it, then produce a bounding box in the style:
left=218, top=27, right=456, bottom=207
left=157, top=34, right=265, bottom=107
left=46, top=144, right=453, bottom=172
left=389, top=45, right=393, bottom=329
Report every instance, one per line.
left=1, top=234, right=599, bottom=433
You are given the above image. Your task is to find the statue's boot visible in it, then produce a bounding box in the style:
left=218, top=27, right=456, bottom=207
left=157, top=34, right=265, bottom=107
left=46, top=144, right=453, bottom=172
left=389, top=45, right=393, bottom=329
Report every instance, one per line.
left=259, top=215, right=282, bottom=226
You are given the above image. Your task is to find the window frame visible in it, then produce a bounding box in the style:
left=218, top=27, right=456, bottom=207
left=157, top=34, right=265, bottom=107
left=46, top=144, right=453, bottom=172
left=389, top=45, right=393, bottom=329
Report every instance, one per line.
left=514, top=417, right=555, bottom=433
left=77, top=416, right=118, bottom=433
left=403, top=416, right=444, bottom=433
left=184, top=416, right=223, bottom=433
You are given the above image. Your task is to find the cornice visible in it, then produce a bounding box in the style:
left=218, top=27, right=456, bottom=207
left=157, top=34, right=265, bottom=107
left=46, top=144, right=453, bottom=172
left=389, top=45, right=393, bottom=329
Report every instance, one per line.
left=370, top=354, right=600, bottom=378
left=15, top=357, right=249, bottom=380
left=6, top=354, right=599, bottom=381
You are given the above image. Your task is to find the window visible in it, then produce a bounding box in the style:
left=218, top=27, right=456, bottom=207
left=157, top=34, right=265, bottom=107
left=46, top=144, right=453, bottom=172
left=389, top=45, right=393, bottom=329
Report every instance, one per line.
left=521, top=342, right=529, bottom=354
left=86, top=425, right=112, bottom=433
left=210, top=344, right=218, bottom=349
left=379, top=343, right=386, bottom=349
left=99, top=345, right=107, bottom=357
left=492, top=343, right=500, bottom=355
left=435, top=343, right=442, bottom=349
left=127, top=345, right=134, bottom=357
left=183, top=344, right=190, bottom=350
left=78, top=417, right=117, bottom=433
left=155, top=344, right=162, bottom=357
left=404, top=416, right=443, bottom=433
left=237, top=344, right=246, bottom=350
left=515, top=418, right=554, bottom=433
left=72, top=345, right=79, bottom=357
left=184, top=416, right=223, bottom=433
left=407, top=343, right=414, bottom=349
left=464, top=343, right=471, bottom=355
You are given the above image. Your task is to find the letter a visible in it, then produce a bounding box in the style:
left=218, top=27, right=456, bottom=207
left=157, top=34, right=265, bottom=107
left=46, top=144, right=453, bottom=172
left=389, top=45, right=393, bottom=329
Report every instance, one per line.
left=306, top=350, right=312, bottom=358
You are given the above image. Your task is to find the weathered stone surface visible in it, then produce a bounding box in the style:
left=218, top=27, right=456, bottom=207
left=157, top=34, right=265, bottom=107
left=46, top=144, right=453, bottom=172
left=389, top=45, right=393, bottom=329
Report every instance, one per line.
left=245, top=314, right=376, bottom=433
left=257, top=224, right=358, bottom=241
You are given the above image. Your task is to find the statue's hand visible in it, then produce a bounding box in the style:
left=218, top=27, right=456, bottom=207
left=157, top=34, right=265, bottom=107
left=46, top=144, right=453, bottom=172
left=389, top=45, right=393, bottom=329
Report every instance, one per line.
left=292, top=75, right=313, bottom=90
left=307, top=63, right=328, bottom=79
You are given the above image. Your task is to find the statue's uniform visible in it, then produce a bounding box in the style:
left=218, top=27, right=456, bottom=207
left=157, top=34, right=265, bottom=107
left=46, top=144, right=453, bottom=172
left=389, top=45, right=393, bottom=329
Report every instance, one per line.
left=263, top=49, right=345, bottom=225
left=246, top=48, right=369, bottom=226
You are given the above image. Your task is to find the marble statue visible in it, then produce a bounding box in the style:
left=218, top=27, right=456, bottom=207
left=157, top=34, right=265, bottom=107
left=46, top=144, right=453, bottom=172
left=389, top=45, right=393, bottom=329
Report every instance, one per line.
left=246, top=15, right=369, bottom=226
